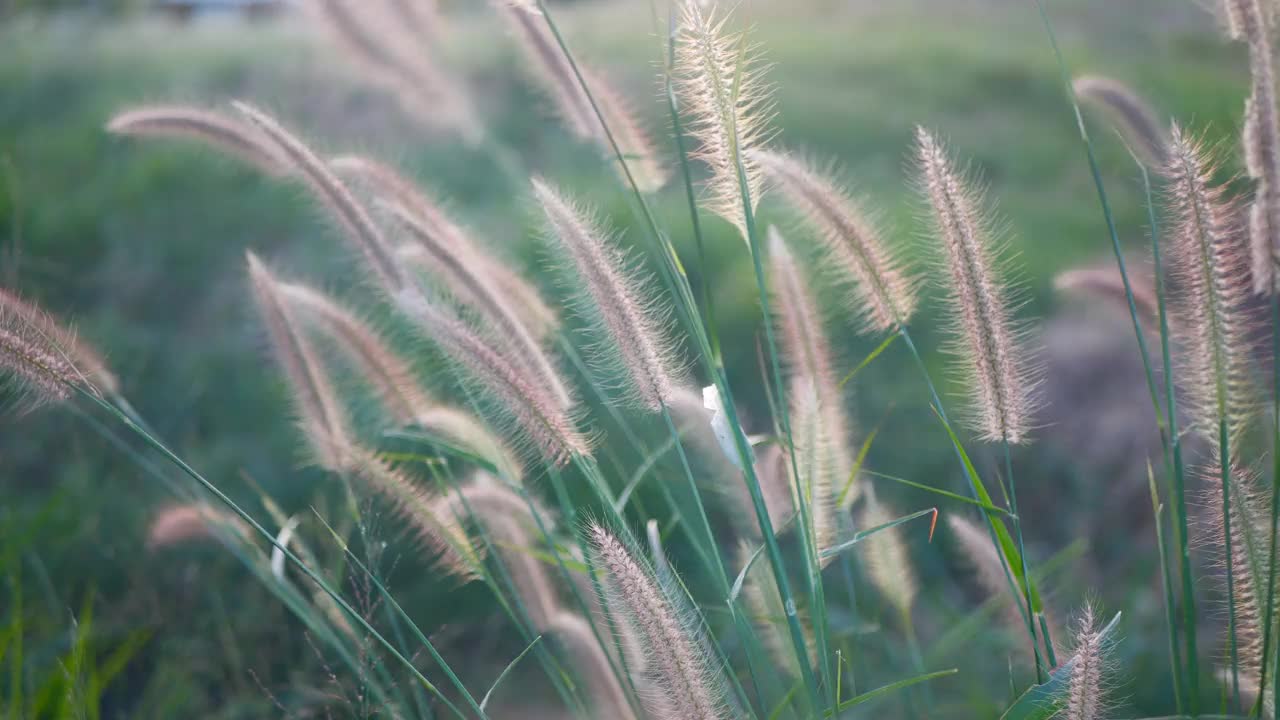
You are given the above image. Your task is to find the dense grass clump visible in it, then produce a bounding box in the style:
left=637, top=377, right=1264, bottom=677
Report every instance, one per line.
left=10, top=0, right=1280, bottom=718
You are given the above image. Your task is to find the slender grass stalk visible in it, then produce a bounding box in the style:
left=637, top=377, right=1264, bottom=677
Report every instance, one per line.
left=1034, top=2, right=1199, bottom=708
left=1004, top=439, right=1043, bottom=682
left=1150, top=462, right=1187, bottom=716
left=530, top=1, right=824, bottom=709
left=897, top=326, right=1048, bottom=665
left=1135, top=76, right=1194, bottom=720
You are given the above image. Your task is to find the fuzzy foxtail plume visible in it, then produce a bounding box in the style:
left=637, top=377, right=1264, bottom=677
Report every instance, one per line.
left=333, top=154, right=559, bottom=339
left=1162, top=125, right=1255, bottom=446
left=396, top=291, right=589, bottom=466
left=388, top=202, right=574, bottom=410
left=1223, top=0, right=1280, bottom=292
left=493, top=2, right=667, bottom=191
left=674, top=1, right=774, bottom=240
left=434, top=474, right=557, bottom=622
left=768, top=227, right=856, bottom=526
left=246, top=254, right=352, bottom=471
left=276, top=281, right=523, bottom=479
left=347, top=447, right=480, bottom=582
left=546, top=611, right=639, bottom=720
left=860, top=488, right=918, bottom=623
left=532, top=179, right=683, bottom=412
left=233, top=103, right=405, bottom=292
left=0, top=290, right=117, bottom=397
left=304, top=0, right=476, bottom=140
left=106, top=105, right=287, bottom=176
left=0, top=305, right=83, bottom=408
left=588, top=523, right=731, bottom=720
left=277, top=282, right=430, bottom=425
left=1063, top=604, right=1110, bottom=720
left=916, top=127, right=1038, bottom=444
left=1073, top=76, right=1170, bottom=169
left=755, top=151, right=919, bottom=332
left=948, top=514, right=1056, bottom=656
left=1203, top=458, right=1274, bottom=695
left=332, top=153, right=563, bottom=335
left=1053, top=263, right=1161, bottom=330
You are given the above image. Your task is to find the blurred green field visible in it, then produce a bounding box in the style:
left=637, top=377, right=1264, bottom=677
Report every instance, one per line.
left=0, top=0, right=1254, bottom=716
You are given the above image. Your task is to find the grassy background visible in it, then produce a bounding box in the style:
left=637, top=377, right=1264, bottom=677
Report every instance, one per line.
left=0, top=0, right=1253, bottom=716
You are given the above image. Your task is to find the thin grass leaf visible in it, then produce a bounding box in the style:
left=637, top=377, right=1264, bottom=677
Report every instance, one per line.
left=480, top=636, right=544, bottom=712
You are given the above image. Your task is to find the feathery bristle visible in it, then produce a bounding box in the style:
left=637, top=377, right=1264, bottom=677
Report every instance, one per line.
left=588, top=523, right=731, bottom=720
left=1223, top=0, right=1280, bottom=292
left=0, top=296, right=94, bottom=409
left=247, top=253, right=352, bottom=471
left=396, top=290, right=589, bottom=466
left=860, top=489, right=918, bottom=621
left=737, top=542, right=814, bottom=678
left=915, top=127, right=1039, bottom=444
left=0, top=289, right=117, bottom=396
left=1064, top=604, right=1108, bottom=720
left=388, top=202, right=574, bottom=410
left=146, top=503, right=253, bottom=550
left=768, top=227, right=857, bottom=524
left=1201, top=458, right=1274, bottom=690
left=674, top=1, right=774, bottom=239
left=756, top=151, right=918, bottom=331
left=304, top=0, right=476, bottom=139
left=333, top=154, right=560, bottom=340
left=1053, top=264, right=1161, bottom=330
left=532, top=178, right=682, bottom=412
left=347, top=447, right=481, bottom=582
left=1162, top=125, right=1255, bottom=446
left=106, top=105, right=287, bottom=176
left=1073, top=75, right=1170, bottom=169
left=233, top=102, right=405, bottom=292
left=277, top=282, right=431, bottom=425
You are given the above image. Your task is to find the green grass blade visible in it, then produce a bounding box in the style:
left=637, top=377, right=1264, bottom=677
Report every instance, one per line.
left=819, top=507, right=938, bottom=561
left=1034, top=1, right=1198, bottom=710
left=824, top=668, right=958, bottom=715
left=480, top=636, right=544, bottom=713
left=838, top=332, right=898, bottom=389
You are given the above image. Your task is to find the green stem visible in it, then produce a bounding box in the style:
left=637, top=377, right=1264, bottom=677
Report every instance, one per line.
left=81, top=391, right=481, bottom=719
left=531, top=2, right=822, bottom=708
left=1003, top=439, right=1044, bottom=682
left=1034, top=0, right=1197, bottom=707
left=897, top=325, right=1044, bottom=665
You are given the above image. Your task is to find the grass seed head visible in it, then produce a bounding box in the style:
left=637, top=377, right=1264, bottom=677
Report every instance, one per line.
left=532, top=178, right=683, bottom=412
left=915, top=126, right=1039, bottom=445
